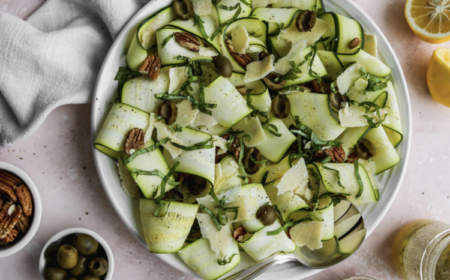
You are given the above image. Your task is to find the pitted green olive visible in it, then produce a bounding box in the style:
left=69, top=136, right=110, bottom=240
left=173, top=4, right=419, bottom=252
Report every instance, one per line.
left=157, top=100, right=178, bottom=125
left=44, top=244, right=61, bottom=265
left=69, top=256, right=88, bottom=276
left=173, top=0, right=194, bottom=20
left=186, top=175, right=207, bottom=195
left=263, top=73, right=286, bottom=90
left=44, top=267, right=67, bottom=280
left=213, top=55, right=233, bottom=78
left=329, top=92, right=348, bottom=110
left=88, top=257, right=108, bottom=276
left=271, top=95, right=291, bottom=119
left=242, top=147, right=263, bottom=175
left=256, top=205, right=277, bottom=226
left=355, top=138, right=376, bottom=160
left=73, top=234, right=98, bottom=256
left=296, top=10, right=316, bottom=32
left=164, top=189, right=184, bottom=201
left=57, top=244, right=78, bottom=269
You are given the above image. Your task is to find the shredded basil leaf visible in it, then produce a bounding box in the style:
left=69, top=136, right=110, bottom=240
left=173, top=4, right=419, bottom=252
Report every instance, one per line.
left=222, top=207, right=239, bottom=221
left=155, top=161, right=180, bottom=204
left=171, top=137, right=215, bottom=151
left=274, top=52, right=313, bottom=82
left=200, top=204, right=222, bottom=230
left=131, top=170, right=181, bottom=186
left=211, top=4, right=242, bottom=40
left=225, top=129, right=244, bottom=150
left=114, top=67, right=141, bottom=93
left=251, top=156, right=268, bottom=165
left=168, top=124, right=183, bottom=132
left=321, top=156, right=332, bottom=164
left=218, top=3, right=239, bottom=10
left=354, top=160, right=364, bottom=199
left=245, top=90, right=268, bottom=118
left=323, top=165, right=345, bottom=189
left=266, top=217, right=313, bottom=236
left=154, top=202, right=168, bottom=217
left=238, top=0, right=251, bottom=6
left=123, top=137, right=171, bottom=165
left=218, top=254, right=238, bottom=265
left=265, top=123, right=282, bottom=137
left=161, top=33, right=174, bottom=48
left=193, top=14, right=209, bottom=39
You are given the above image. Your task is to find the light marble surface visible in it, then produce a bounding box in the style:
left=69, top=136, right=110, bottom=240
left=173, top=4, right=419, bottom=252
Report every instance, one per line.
left=1, top=0, right=450, bottom=279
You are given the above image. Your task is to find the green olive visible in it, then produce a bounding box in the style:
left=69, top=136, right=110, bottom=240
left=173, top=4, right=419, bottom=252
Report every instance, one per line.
left=355, top=138, right=376, bottom=160
left=69, top=256, right=88, bottom=276
left=256, top=205, right=277, bottom=226
left=44, top=244, right=61, bottom=266
left=213, top=55, right=232, bottom=78
left=57, top=244, right=78, bottom=269
left=271, top=95, right=291, bottom=119
left=263, top=72, right=286, bottom=90
left=73, top=234, right=99, bottom=256
left=329, top=92, right=348, bottom=110
left=173, top=0, right=193, bottom=20
left=88, top=257, right=109, bottom=277
left=186, top=175, right=207, bottom=195
left=81, top=276, right=100, bottom=280
left=44, top=267, right=67, bottom=280
left=296, top=10, right=316, bottom=32
left=67, top=278, right=78, bottom=280
left=163, top=189, right=184, bottom=201
left=157, top=101, right=178, bottom=125
left=242, top=147, right=263, bottom=175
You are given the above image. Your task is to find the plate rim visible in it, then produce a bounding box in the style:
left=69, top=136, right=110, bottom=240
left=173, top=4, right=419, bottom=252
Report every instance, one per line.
left=90, top=0, right=412, bottom=278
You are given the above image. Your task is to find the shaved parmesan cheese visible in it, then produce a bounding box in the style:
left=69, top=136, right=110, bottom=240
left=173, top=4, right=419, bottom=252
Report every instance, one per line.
left=231, top=26, right=250, bottom=54
left=192, top=111, right=219, bottom=128
left=213, top=135, right=228, bottom=155
left=276, top=158, right=309, bottom=196
left=339, top=103, right=390, bottom=128
left=173, top=100, right=199, bottom=127
left=154, top=122, right=185, bottom=158
left=253, top=0, right=269, bottom=9
left=245, top=55, right=275, bottom=83
left=222, top=186, right=249, bottom=222
left=118, top=159, right=141, bottom=198
left=193, top=0, right=215, bottom=16
left=199, top=47, right=219, bottom=57
left=197, top=195, right=219, bottom=214
left=290, top=221, right=324, bottom=250
left=197, top=213, right=234, bottom=258
left=279, top=18, right=329, bottom=46
left=144, top=113, right=158, bottom=144
left=214, top=156, right=243, bottom=194
left=336, top=63, right=363, bottom=94
left=274, top=40, right=307, bottom=75
left=233, top=117, right=267, bottom=147
left=304, top=141, right=312, bottom=150
left=168, top=67, right=187, bottom=93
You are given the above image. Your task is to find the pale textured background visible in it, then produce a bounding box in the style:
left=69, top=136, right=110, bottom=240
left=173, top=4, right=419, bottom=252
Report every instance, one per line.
left=0, top=0, right=450, bottom=279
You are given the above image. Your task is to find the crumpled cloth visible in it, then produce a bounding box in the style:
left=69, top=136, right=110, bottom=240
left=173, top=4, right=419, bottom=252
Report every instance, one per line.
left=0, top=0, right=148, bottom=145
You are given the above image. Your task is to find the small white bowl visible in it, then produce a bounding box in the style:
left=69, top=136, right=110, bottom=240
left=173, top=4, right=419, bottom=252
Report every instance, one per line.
left=0, top=161, right=42, bottom=258
left=39, top=227, right=114, bottom=280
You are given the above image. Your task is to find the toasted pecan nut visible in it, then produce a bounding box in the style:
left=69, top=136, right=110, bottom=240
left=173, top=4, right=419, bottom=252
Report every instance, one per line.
left=0, top=199, right=3, bottom=209
left=231, top=53, right=252, bottom=69
left=0, top=172, right=20, bottom=189
left=0, top=201, right=13, bottom=222
left=124, top=128, right=145, bottom=155
left=232, top=226, right=247, bottom=242
left=348, top=37, right=361, bottom=49
left=314, top=147, right=346, bottom=163
left=0, top=184, right=17, bottom=203
left=345, top=153, right=359, bottom=163
left=139, top=55, right=161, bottom=80
left=15, top=185, right=32, bottom=217
left=16, top=213, right=29, bottom=233
left=0, top=227, right=18, bottom=245
left=0, top=205, right=22, bottom=239
left=175, top=32, right=200, bottom=52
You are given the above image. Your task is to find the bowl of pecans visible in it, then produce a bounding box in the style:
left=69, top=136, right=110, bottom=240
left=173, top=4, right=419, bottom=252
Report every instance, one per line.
left=0, top=161, right=42, bottom=258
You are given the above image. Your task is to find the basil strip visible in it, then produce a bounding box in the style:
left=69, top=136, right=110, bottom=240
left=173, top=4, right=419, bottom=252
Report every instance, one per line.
left=266, top=124, right=282, bottom=137
left=114, top=67, right=141, bottom=93
left=170, top=137, right=214, bottom=150
left=238, top=0, right=251, bottom=6
left=246, top=91, right=268, bottom=118
left=274, top=52, right=313, bottom=82
left=266, top=217, right=313, bottom=236
left=169, top=124, right=183, bottom=132
left=225, top=129, right=244, bottom=150
left=218, top=4, right=239, bottom=10
left=321, top=156, right=332, bottom=164
left=123, top=137, right=171, bottom=165
left=251, top=156, right=268, bottom=165
left=155, top=93, right=198, bottom=104
left=323, top=165, right=345, bottom=189
left=198, top=79, right=217, bottom=115
left=155, top=161, right=180, bottom=204
left=210, top=4, right=242, bottom=40
left=237, top=135, right=251, bottom=184
left=222, top=207, right=239, bottom=221
left=200, top=204, right=222, bottom=230
left=193, top=14, right=209, bottom=39
left=217, top=254, right=238, bottom=265
left=154, top=202, right=168, bottom=217
left=131, top=170, right=181, bottom=186
left=354, top=160, right=364, bottom=199
left=161, top=33, right=174, bottom=48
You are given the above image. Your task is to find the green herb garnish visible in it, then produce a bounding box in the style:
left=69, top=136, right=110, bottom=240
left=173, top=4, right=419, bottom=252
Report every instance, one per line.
left=161, top=33, right=174, bottom=48
left=123, top=137, right=171, bottom=164
left=218, top=254, right=238, bottom=265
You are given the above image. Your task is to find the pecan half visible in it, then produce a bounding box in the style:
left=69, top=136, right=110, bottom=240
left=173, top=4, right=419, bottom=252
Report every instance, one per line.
left=124, top=128, right=145, bottom=155
left=0, top=184, right=17, bottom=203
left=236, top=86, right=247, bottom=95
left=0, top=205, right=22, bottom=239
left=232, top=225, right=247, bottom=242
left=0, top=227, right=18, bottom=245
left=225, top=39, right=251, bottom=69
left=314, top=147, right=346, bottom=163
left=139, top=55, right=161, bottom=80
left=345, top=153, right=359, bottom=163
left=348, top=37, right=361, bottom=49
left=0, top=171, right=21, bottom=189
left=175, top=32, right=200, bottom=52
left=16, top=213, right=29, bottom=233
left=15, top=185, right=32, bottom=217
left=0, top=201, right=13, bottom=222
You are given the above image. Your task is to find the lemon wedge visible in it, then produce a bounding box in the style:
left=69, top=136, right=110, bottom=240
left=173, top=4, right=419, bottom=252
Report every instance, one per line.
left=405, top=0, right=450, bottom=44
left=427, top=48, right=450, bottom=107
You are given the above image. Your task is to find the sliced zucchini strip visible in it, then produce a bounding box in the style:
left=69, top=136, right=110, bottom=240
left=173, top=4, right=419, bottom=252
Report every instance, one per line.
left=250, top=8, right=298, bottom=35
left=283, top=47, right=328, bottom=88
left=215, top=155, right=244, bottom=194
left=240, top=183, right=272, bottom=233
left=364, top=126, right=400, bottom=174
left=382, top=82, right=403, bottom=148
left=217, top=0, right=252, bottom=25
left=288, top=92, right=346, bottom=141
left=337, top=49, right=391, bottom=77
left=140, top=199, right=199, bottom=253
left=316, top=50, right=343, bottom=79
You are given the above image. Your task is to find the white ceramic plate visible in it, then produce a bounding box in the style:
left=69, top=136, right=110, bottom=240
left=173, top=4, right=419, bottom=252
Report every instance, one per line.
left=91, top=0, right=412, bottom=279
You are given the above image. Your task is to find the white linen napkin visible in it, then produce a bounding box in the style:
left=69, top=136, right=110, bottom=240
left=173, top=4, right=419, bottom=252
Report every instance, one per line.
left=0, top=0, right=148, bottom=145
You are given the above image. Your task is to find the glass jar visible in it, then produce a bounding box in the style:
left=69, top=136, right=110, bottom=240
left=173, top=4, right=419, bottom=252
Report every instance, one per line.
left=392, top=219, right=450, bottom=280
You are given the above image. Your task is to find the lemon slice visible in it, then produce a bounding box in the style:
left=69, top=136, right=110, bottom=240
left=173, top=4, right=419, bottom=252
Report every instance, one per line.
left=427, top=48, right=450, bottom=107
left=405, top=0, right=450, bottom=44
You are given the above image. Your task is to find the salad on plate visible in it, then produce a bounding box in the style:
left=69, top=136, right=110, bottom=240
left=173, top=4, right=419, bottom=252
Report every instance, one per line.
left=94, top=0, right=403, bottom=279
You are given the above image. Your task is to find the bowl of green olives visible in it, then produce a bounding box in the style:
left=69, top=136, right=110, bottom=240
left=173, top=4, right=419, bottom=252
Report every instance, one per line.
left=39, top=228, right=114, bottom=280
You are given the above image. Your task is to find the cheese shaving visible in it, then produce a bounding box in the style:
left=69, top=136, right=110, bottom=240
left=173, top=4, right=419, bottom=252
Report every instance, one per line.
left=274, top=40, right=307, bottom=75
left=213, top=135, right=228, bottom=155
left=339, top=103, right=390, bottom=128
left=197, top=213, right=234, bottom=258
left=193, top=0, right=215, bottom=16
left=153, top=121, right=185, bottom=158
left=290, top=221, right=324, bottom=250
left=173, top=100, right=199, bottom=127
left=245, top=54, right=275, bottom=83
left=231, top=26, right=250, bottom=54
left=233, top=117, right=267, bottom=147
left=253, top=0, right=269, bottom=9
left=144, top=113, right=158, bottom=144
left=336, top=63, right=363, bottom=95
left=276, top=158, right=309, bottom=196
left=168, top=67, right=188, bottom=94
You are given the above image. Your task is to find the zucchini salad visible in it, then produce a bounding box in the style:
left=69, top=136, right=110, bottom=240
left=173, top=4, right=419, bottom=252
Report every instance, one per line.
left=94, top=0, right=403, bottom=278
